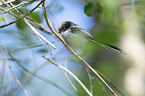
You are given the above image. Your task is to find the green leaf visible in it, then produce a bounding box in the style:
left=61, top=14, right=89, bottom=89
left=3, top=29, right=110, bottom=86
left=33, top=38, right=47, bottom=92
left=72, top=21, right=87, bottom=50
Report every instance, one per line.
left=16, top=19, right=27, bottom=30
left=38, top=49, right=48, bottom=53
left=95, top=3, right=103, bottom=13
left=84, top=3, right=95, bottom=16
left=0, top=17, right=5, bottom=21
left=84, top=3, right=103, bottom=16
left=28, top=12, right=42, bottom=23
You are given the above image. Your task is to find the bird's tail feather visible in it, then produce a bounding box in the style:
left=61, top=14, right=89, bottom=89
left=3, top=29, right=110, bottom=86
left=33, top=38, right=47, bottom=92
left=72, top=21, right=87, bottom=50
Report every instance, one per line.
left=91, top=40, right=127, bottom=55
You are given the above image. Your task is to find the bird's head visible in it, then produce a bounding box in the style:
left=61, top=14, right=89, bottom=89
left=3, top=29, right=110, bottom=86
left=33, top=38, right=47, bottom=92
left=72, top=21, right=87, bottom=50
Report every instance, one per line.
left=58, top=21, right=75, bottom=33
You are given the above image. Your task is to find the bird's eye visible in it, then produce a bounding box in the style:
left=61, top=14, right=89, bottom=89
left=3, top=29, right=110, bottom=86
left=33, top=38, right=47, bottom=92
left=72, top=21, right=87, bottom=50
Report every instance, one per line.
left=59, top=22, right=71, bottom=32
left=62, top=27, right=65, bottom=31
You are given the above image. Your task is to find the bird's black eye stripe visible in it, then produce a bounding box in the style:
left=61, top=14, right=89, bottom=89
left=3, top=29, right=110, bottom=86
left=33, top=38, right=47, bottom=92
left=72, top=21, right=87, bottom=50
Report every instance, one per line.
left=64, top=22, right=71, bottom=30
left=59, top=21, right=72, bottom=32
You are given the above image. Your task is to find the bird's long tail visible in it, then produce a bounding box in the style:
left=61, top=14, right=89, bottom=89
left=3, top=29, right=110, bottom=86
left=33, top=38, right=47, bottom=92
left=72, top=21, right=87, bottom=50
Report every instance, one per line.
left=91, top=40, right=127, bottom=55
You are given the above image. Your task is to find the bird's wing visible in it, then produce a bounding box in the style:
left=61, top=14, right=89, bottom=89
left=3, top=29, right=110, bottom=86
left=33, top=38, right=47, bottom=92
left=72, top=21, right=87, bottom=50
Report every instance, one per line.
left=71, top=26, right=94, bottom=40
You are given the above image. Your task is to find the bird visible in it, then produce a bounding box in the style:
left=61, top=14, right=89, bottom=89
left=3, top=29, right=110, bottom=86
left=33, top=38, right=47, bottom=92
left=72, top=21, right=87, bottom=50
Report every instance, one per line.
left=58, top=21, right=126, bottom=55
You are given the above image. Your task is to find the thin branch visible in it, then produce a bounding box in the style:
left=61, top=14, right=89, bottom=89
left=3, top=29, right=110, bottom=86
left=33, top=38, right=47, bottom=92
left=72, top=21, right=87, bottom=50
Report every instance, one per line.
left=0, top=0, right=16, bottom=6
left=6, top=53, right=72, bottom=96
left=86, top=67, right=93, bottom=94
left=9, top=43, right=48, bottom=53
left=0, top=7, right=51, bottom=34
left=43, top=56, right=93, bottom=96
left=0, top=44, right=28, bottom=96
left=3, top=1, right=29, bottom=14
left=63, top=56, right=82, bottom=96
left=0, top=0, right=50, bottom=35
left=41, top=2, right=117, bottom=96
left=27, top=62, right=47, bottom=81
left=24, top=18, right=56, bottom=49
left=96, top=70, right=125, bottom=96
left=26, top=18, right=51, bottom=34
left=35, top=33, right=53, bottom=54
left=60, top=68, right=82, bottom=96
left=1, top=60, right=6, bottom=96
left=0, top=0, right=44, bottom=28
left=1, top=0, right=56, bottom=52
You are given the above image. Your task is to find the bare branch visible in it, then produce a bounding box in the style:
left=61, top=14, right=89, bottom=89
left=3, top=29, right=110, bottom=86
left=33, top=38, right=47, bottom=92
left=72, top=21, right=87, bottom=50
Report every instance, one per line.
left=1, top=60, right=6, bottom=96
left=0, top=0, right=44, bottom=28
left=43, top=56, right=93, bottom=96
left=0, top=0, right=16, bottom=6
left=7, top=54, right=72, bottom=96
left=3, top=1, right=29, bottom=14
left=0, top=7, right=51, bottom=34
left=24, top=18, right=56, bottom=49
left=0, top=44, right=29, bottom=96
